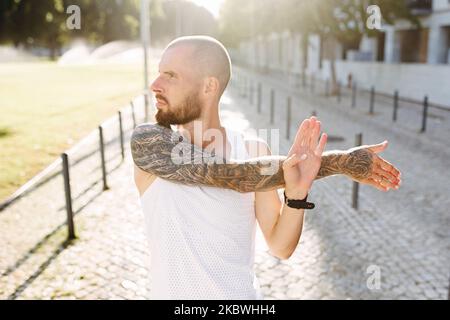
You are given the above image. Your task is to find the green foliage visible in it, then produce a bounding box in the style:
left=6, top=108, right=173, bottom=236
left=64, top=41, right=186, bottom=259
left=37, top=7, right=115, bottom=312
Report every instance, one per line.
left=0, top=0, right=218, bottom=56
left=0, top=0, right=148, bottom=56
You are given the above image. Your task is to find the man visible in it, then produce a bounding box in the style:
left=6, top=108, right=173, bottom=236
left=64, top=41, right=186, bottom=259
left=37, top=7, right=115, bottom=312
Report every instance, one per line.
left=131, top=36, right=401, bottom=299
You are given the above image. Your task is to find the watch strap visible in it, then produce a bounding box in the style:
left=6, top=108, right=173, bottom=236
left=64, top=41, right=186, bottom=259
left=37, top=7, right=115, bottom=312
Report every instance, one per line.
left=284, top=191, right=315, bottom=210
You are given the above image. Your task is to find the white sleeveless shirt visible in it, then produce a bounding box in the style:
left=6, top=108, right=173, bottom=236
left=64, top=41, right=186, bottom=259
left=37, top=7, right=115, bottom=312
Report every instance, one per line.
left=140, top=127, right=263, bottom=300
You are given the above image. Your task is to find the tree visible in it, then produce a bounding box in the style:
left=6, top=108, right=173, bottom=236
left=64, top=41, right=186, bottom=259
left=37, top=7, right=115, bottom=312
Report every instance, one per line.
left=0, top=0, right=144, bottom=58
left=218, top=0, right=419, bottom=93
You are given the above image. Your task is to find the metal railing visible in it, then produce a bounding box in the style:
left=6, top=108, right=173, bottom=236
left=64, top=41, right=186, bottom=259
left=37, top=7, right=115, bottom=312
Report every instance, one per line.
left=0, top=95, right=149, bottom=242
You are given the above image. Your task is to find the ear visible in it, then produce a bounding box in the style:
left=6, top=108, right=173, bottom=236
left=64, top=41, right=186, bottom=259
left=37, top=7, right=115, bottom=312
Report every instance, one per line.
left=204, top=76, right=220, bottom=96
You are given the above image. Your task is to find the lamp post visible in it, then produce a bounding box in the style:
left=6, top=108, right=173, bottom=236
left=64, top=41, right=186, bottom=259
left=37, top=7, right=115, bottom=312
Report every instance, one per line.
left=141, top=0, right=151, bottom=119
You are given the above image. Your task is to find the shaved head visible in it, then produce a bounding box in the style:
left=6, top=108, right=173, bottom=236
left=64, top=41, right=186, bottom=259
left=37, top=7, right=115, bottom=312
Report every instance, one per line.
left=165, top=35, right=232, bottom=97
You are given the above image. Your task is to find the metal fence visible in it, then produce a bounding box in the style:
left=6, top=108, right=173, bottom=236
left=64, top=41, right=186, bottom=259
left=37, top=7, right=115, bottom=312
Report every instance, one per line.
left=0, top=95, right=148, bottom=241
left=230, top=67, right=449, bottom=211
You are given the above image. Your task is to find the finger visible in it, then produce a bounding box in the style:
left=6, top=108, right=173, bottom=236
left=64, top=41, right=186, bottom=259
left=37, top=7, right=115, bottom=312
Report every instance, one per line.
left=368, top=140, right=388, bottom=154
left=288, top=122, right=304, bottom=156
left=306, top=117, right=316, bottom=148
left=373, top=164, right=400, bottom=186
left=368, top=173, right=390, bottom=191
left=375, top=157, right=401, bottom=178
left=373, top=170, right=400, bottom=189
left=316, top=132, right=327, bottom=155
left=282, top=153, right=307, bottom=169
left=365, top=177, right=387, bottom=192
left=309, top=120, right=321, bottom=149
left=300, top=119, right=310, bottom=147
left=371, top=173, right=396, bottom=190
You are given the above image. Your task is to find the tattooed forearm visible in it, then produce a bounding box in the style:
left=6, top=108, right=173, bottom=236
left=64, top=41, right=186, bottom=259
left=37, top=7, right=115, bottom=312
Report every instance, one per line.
left=131, top=123, right=286, bottom=193
left=317, top=149, right=373, bottom=180
left=131, top=123, right=374, bottom=192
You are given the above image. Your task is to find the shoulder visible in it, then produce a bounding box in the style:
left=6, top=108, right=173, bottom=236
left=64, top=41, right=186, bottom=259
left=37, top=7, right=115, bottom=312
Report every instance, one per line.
left=131, top=122, right=169, bottom=140
left=130, top=122, right=177, bottom=150
left=244, top=136, right=272, bottom=157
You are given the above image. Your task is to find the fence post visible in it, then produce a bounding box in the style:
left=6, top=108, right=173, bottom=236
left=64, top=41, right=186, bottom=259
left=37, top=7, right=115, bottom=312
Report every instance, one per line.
left=351, top=82, right=357, bottom=108
left=337, top=81, right=341, bottom=104
left=118, top=111, right=125, bottom=161
left=369, top=86, right=375, bottom=115
left=61, top=153, right=76, bottom=240
left=270, top=89, right=275, bottom=125
left=352, top=133, right=362, bottom=210
left=286, top=96, right=291, bottom=140
left=99, top=126, right=109, bottom=191
left=393, top=90, right=399, bottom=122
left=130, top=101, right=137, bottom=128
left=420, top=96, right=428, bottom=133
left=257, top=82, right=262, bottom=114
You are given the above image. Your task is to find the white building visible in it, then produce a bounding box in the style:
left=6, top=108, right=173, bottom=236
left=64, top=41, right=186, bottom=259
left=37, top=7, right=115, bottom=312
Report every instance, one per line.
left=235, top=0, right=450, bottom=106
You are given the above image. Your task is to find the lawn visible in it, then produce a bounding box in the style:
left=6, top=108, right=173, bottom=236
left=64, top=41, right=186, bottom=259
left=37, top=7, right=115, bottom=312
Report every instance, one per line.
left=0, top=61, right=150, bottom=202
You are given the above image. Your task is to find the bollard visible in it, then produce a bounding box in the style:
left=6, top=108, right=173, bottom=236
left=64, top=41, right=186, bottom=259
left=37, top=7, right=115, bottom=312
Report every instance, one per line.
left=369, top=86, right=375, bottom=114
left=311, top=74, right=315, bottom=94
left=393, top=90, right=399, bottom=122
left=302, top=71, right=306, bottom=88
left=270, top=89, right=275, bottom=125
left=325, top=79, right=330, bottom=98
left=351, top=82, right=357, bottom=108
left=130, top=101, right=137, bottom=128
left=352, top=133, right=362, bottom=210
left=62, top=153, right=76, bottom=240
left=286, top=97, right=292, bottom=140
left=420, top=96, right=428, bottom=133
left=118, top=111, right=125, bottom=161
left=337, top=81, right=341, bottom=104
left=99, top=126, right=109, bottom=191
left=257, top=83, right=262, bottom=114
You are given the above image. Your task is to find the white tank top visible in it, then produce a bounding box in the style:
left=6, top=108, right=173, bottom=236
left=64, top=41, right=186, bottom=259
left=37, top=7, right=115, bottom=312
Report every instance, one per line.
left=140, top=127, right=263, bottom=300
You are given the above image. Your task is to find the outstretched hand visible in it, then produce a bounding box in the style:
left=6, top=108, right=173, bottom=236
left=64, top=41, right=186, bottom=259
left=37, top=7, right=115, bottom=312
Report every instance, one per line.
left=347, top=141, right=402, bottom=192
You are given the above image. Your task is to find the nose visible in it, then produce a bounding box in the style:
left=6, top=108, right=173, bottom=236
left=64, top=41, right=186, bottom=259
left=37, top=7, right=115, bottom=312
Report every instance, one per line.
left=150, top=76, right=164, bottom=94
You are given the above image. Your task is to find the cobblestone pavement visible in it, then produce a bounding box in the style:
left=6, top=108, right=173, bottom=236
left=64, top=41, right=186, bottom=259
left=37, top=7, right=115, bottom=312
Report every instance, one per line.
left=1, top=66, right=449, bottom=300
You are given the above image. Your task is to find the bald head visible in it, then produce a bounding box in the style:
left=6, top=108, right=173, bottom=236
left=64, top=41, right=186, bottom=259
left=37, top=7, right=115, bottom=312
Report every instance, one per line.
left=165, top=36, right=232, bottom=97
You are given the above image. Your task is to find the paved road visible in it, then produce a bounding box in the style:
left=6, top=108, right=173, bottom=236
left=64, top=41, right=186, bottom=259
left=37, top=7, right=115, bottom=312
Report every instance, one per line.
left=1, top=67, right=448, bottom=300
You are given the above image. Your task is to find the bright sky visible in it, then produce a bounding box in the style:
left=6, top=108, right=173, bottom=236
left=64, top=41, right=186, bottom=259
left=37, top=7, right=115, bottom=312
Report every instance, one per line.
left=188, top=0, right=224, bottom=18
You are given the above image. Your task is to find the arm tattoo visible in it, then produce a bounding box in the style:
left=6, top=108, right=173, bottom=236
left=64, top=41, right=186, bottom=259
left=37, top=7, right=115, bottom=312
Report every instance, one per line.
left=317, top=149, right=373, bottom=180
left=131, top=123, right=285, bottom=193
left=131, top=123, right=373, bottom=192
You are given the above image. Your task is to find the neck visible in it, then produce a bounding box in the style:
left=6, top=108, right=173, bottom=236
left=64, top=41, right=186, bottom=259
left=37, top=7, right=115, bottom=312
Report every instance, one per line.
left=177, top=104, right=225, bottom=149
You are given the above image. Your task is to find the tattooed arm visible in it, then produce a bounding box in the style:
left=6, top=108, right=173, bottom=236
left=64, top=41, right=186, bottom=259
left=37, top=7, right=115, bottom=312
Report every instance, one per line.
left=131, top=123, right=401, bottom=193
left=131, top=123, right=285, bottom=192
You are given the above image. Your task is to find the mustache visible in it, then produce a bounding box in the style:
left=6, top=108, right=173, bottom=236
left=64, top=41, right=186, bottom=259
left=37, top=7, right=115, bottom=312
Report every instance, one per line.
left=155, top=94, right=169, bottom=104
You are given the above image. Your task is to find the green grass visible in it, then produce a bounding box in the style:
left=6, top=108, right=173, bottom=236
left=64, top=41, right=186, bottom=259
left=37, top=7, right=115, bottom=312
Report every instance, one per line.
left=0, top=61, right=147, bottom=202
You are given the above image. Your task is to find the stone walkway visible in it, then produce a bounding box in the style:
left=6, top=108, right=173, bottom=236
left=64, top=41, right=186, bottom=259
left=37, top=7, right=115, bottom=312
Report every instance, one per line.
left=1, top=66, right=449, bottom=300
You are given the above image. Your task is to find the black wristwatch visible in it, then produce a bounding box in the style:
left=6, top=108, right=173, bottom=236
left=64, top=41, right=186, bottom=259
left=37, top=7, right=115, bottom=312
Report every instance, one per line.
left=283, top=191, right=315, bottom=210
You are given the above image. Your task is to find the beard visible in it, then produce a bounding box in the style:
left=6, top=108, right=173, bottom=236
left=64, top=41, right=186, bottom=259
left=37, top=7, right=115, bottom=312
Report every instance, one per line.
left=155, top=92, right=202, bottom=128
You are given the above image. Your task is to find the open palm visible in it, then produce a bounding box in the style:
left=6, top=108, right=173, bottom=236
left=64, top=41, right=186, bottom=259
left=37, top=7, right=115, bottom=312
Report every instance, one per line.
left=285, top=117, right=327, bottom=191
